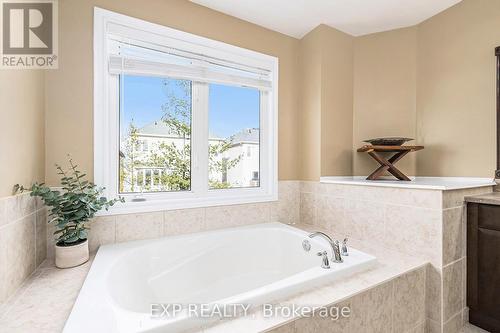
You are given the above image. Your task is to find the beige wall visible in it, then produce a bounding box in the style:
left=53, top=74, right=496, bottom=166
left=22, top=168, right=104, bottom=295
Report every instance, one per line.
left=299, top=25, right=353, bottom=180
left=298, top=27, right=322, bottom=181
left=320, top=25, right=354, bottom=177
left=416, top=0, right=500, bottom=177
left=352, top=0, right=500, bottom=178
left=0, top=71, right=45, bottom=198
left=45, top=0, right=301, bottom=185
left=8, top=0, right=499, bottom=188
left=353, top=27, right=417, bottom=176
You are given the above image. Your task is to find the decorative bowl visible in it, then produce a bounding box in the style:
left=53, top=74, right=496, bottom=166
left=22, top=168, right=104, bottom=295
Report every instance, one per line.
left=363, top=137, right=414, bottom=146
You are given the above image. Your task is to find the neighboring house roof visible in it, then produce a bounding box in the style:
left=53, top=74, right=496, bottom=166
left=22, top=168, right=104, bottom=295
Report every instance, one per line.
left=229, top=128, right=259, bottom=145
left=137, top=121, right=177, bottom=137
left=125, top=120, right=259, bottom=144
left=136, top=120, right=222, bottom=140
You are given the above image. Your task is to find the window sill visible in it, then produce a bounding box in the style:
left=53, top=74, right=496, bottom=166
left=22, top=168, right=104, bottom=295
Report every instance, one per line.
left=96, top=192, right=278, bottom=216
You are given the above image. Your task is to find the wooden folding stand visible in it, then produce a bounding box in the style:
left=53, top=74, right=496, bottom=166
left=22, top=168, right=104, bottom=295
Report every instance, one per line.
left=357, top=145, right=424, bottom=181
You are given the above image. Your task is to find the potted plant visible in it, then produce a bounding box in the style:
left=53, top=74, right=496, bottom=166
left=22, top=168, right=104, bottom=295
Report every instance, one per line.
left=15, top=158, right=122, bottom=268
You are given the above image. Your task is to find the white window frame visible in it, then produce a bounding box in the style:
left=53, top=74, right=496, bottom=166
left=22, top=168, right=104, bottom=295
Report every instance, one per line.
left=94, top=8, right=278, bottom=215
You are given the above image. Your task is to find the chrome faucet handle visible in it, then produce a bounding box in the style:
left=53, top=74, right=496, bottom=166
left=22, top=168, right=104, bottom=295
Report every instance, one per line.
left=302, top=240, right=311, bottom=252
left=341, top=238, right=349, bottom=256
left=332, top=240, right=343, bottom=263
left=316, top=251, right=330, bottom=269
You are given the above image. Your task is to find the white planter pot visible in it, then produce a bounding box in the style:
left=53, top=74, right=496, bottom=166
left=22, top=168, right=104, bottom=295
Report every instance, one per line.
left=55, top=239, right=89, bottom=269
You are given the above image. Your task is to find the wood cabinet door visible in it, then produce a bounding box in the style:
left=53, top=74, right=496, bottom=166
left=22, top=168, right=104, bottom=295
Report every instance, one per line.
left=468, top=203, right=500, bottom=332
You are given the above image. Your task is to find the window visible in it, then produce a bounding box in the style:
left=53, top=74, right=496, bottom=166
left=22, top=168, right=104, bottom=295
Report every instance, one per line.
left=119, top=75, right=192, bottom=193
left=94, top=8, right=278, bottom=214
left=208, top=84, right=260, bottom=189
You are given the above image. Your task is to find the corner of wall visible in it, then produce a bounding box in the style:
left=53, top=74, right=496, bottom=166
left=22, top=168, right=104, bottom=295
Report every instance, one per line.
left=297, top=24, right=355, bottom=180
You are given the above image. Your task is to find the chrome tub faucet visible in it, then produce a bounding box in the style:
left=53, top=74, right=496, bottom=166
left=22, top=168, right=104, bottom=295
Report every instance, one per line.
left=308, top=231, right=343, bottom=263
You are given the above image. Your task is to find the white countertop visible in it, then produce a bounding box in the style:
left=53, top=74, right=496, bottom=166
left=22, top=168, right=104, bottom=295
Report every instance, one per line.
left=320, top=176, right=496, bottom=190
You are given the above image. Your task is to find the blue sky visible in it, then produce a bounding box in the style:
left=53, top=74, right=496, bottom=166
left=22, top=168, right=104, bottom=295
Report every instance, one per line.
left=120, top=75, right=260, bottom=138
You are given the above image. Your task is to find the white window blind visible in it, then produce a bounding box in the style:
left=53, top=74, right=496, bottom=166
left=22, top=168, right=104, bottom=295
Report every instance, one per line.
left=107, top=32, right=273, bottom=90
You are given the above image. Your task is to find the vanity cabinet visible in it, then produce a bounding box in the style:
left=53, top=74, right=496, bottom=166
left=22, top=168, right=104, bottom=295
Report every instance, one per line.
left=467, top=202, right=500, bottom=332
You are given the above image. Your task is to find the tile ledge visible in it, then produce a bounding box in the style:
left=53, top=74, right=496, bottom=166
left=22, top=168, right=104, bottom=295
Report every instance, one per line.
left=320, top=176, right=496, bottom=191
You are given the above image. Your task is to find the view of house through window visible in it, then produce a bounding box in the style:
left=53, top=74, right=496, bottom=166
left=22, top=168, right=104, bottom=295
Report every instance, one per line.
left=119, top=75, right=192, bottom=193
left=209, top=83, right=260, bottom=189
left=119, top=77, right=261, bottom=194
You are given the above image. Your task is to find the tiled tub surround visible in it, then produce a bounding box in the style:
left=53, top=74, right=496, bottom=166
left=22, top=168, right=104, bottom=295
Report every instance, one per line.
left=0, top=178, right=492, bottom=332
left=1, top=182, right=300, bottom=330
left=264, top=266, right=426, bottom=333
left=300, top=179, right=494, bottom=333
left=45, top=181, right=301, bottom=258
left=0, top=181, right=300, bottom=331
left=0, top=224, right=428, bottom=333
left=206, top=241, right=427, bottom=333
left=0, top=193, right=47, bottom=307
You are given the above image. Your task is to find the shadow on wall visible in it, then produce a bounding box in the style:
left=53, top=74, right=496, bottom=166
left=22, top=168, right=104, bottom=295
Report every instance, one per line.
left=321, top=149, right=353, bottom=177
left=416, top=144, right=449, bottom=177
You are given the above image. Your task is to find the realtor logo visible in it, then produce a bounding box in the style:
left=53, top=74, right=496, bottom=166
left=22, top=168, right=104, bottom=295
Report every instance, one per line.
left=1, top=0, right=58, bottom=68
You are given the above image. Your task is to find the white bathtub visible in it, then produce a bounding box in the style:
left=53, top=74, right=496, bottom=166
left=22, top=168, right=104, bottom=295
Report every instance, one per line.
left=64, top=222, right=376, bottom=333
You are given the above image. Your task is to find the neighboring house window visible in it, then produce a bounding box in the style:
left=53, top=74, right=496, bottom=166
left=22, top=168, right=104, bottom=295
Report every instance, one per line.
left=94, top=8, right=278, bottom=214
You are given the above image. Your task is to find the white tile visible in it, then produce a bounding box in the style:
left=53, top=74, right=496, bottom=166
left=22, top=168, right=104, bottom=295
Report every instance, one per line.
left=0, top=259, right=93, bottom=333
left=164, top=208, right=205, bottom=236
left=393, top=268, right=426, bottom=332
left=46, top=222, right=56, bottom=259
left=344, top=199, right=385, bottom=243
left=443, top=187, right=493, bottom=209
left=265, top=322, right=295, bottom=333
left=274, top=181, right=299, bottom=224
left=35, top=208, right=47, bottom=267
left=443, top=259, right=465, bottom=322
left=426, top=265, right=442, bottom=323
left=205, top=203, right=271, bottom=230
left=115, top=212, right=163, bottom=242
left=350, top=281, right=394, bottom=332
left=316, top=195, right=345, bottom=233
left=443, top=311, right=463, bottom=333
left=88, top=215, right=116, bottom=252
left=0, top=214, right=36, bottom=304
left=300, top=181, right=318, bottom=194
left=300, top=192, right=316, bottom=225
left=237, top=203, right=271, bottom=225
left=205, top=205, right=240, bottom=230
left=3, top=193, right=36, bottom=226
left=443, top=207, right=464, bottom=266
left=384, top=205, right=441, bottom=266
left=426, top=318, right=442, bottom=333
left=327, top=184, right=442, bottom=209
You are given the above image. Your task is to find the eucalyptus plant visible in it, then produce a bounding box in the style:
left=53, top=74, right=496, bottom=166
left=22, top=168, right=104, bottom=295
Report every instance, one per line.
left=15, top=158, right=123, bottom=246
